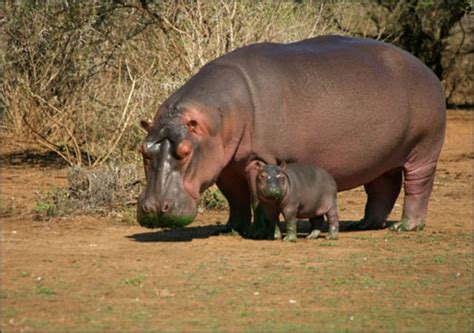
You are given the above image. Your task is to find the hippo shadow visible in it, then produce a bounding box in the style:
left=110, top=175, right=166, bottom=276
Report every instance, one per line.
left=127, top=220, right=397, bottom=243
left=127, top=224, right=224, bottom=242
left=340, top=220, right=397, bottom=232
left=277, top=220, right=397, bottom=234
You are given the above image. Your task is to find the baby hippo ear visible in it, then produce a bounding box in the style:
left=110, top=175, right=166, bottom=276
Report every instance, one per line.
left=255, top=160, right=266, bottom=172
left=140, top=120, right=152, bottom=133
left=279, top=161, right=287, bottom=171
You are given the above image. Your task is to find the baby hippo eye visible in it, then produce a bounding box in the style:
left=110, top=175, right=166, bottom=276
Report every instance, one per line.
left=259, top=171, right=268, bottom=179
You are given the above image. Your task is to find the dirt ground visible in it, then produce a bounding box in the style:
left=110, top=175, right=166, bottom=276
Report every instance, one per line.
left=1, top=111, right=472, bottom=332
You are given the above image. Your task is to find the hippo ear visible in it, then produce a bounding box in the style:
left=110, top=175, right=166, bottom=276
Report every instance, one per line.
left=255, top=160, right=266, bottom=172
left=181, top=109, right=211, bottom=137
left=279, top=161, right=287, bottom=171
left=140, top=120, right=152, bottom=133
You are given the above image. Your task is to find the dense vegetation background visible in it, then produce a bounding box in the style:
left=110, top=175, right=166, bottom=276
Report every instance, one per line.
left=1, top=0, right=472, bottom=167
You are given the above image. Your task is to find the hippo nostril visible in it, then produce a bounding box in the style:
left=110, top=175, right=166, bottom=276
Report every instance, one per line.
left=161, top=201, right=171, bottom=213
left=142, top=200, right=157, bottom=214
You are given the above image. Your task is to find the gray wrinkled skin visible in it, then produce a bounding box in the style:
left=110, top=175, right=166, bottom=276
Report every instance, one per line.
left=256, top=162, right=339, bottom=241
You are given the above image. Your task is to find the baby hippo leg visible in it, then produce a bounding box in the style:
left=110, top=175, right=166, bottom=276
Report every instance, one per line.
left=274, top=221, right=282, bottom=240
left=325, top=203, right=339, bottom=240
left=307, top=216, right=324, bottom=239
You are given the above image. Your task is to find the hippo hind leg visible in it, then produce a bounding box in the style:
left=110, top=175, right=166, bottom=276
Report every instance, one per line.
left=307, top=216, right=324, bottom=239
left=350, top=169, right=402, bottom=230
left=391, top=161, right=437, bottom=232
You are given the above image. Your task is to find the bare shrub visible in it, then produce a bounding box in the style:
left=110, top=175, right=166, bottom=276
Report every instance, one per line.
left=2, top=1, right=471, bottom=170
left=67, top=164, right=142, bottom=211
left=2, top=1, right=346, bottom=166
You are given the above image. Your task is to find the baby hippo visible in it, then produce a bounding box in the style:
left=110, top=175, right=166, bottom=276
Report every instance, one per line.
left=256, top=161, right=339, bottom=242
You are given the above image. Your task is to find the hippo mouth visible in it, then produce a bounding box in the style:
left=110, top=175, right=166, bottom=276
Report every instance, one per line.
left=137, top=209, right=197, bottom=229
left=262, top=189, right=284, bottom=200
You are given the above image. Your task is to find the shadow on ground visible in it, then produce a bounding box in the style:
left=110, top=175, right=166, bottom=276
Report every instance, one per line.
left=127, top=224, right=224, bottom=242
left=127, top=220, right=396, bottom=242
left=1, top=150, right=68, bottom=167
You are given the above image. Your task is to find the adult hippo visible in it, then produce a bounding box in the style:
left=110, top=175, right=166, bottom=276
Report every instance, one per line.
left=137, top=35, right=446, bottom=236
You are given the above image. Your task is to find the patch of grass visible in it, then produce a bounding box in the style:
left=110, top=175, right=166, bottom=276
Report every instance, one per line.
left=240, top=311, right=250, bottom=318
left=34, top=186, right=67, bottom=220
left=20, top=271, right=30, bottom=277
left=118, top=206, right=138, bottom=225
left=199, top=186, right=228, bottom=210
left=434, top=255, right=446, bottom=264
left=122, top=275, right=145, bottom=287
left=333, top=277, right=351, bottom=286
left=319, top=241, right=337, bottom=247
left=129, top=311, right=152, bottom=321
left=5, top=307, right=16, bottom=317
left=360, top=276, right=383, bottom=288
left=199, top=284, right=222, bottom=296
left=34, top=285, right=55, bottom=296
left=351, top=234, right=375, bottom=240
left=0, top=199, right=15, bottom=217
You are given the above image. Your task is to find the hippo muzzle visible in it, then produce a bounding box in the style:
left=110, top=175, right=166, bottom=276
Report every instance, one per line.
left=137, top=191, right=197, bottom=229
left=137, top=139, right=198, bottom=228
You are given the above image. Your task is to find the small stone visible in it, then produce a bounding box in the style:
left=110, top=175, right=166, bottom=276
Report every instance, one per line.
left=456, top=272, right=461, bottom=277
left=350, top=316, right=354, bottom=321
left=159, top=288, right=174, bottom=297
left=289, top=299, right=297, bottom=304
left=254, top=292, right=259, bottom=296
left=36, top=276, right=43, bottom=281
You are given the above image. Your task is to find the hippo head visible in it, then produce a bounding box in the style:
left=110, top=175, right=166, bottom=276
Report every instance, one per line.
left=256, top=162, right=288, bottom=202
left=137, top=102, right=225, bottom=228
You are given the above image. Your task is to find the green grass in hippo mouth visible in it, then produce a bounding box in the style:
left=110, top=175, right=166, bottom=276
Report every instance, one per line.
left=137, top=211, right=196, bottom=229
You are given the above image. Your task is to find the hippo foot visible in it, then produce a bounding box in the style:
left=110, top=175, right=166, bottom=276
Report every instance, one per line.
left=249, top=225, right=272, bottom=239
left=214, top=222, right=249, bottom=237
left=283, top=233, right=297, bottom=242
left=390, top=218, right=425, bottom=232
left=274, top=225, right=282, bottom=240
left=306, top=229, right=321, bottom=240
left=325, top=225, right=339, bottom=240
left=346, top=218, right=385, bottom=231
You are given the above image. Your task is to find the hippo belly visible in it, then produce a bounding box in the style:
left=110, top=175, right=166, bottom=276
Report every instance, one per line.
left=219, top=36, right=444, bottom=192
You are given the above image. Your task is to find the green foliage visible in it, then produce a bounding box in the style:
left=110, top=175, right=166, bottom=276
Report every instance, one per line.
left=199, top=187, right=228, bottom=211
left=122, top=275, right=145, bottom=287
left=434, top=255, right=446, bottom=264
left=34, top=285, right=55, bottom=296
left=34, top=186, right=68, bottom=220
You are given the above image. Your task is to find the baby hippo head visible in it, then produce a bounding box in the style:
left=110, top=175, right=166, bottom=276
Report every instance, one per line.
left=256, top=161, right=288, bottom=201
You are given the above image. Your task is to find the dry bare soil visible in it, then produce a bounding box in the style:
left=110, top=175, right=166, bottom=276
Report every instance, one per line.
left=1, top=111, right=472, bottom=332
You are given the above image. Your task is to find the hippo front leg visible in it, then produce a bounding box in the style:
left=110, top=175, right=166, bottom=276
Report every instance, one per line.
left=282, top=212, right=298, bottom=242
left=216, top=169, right=252, bottom=236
